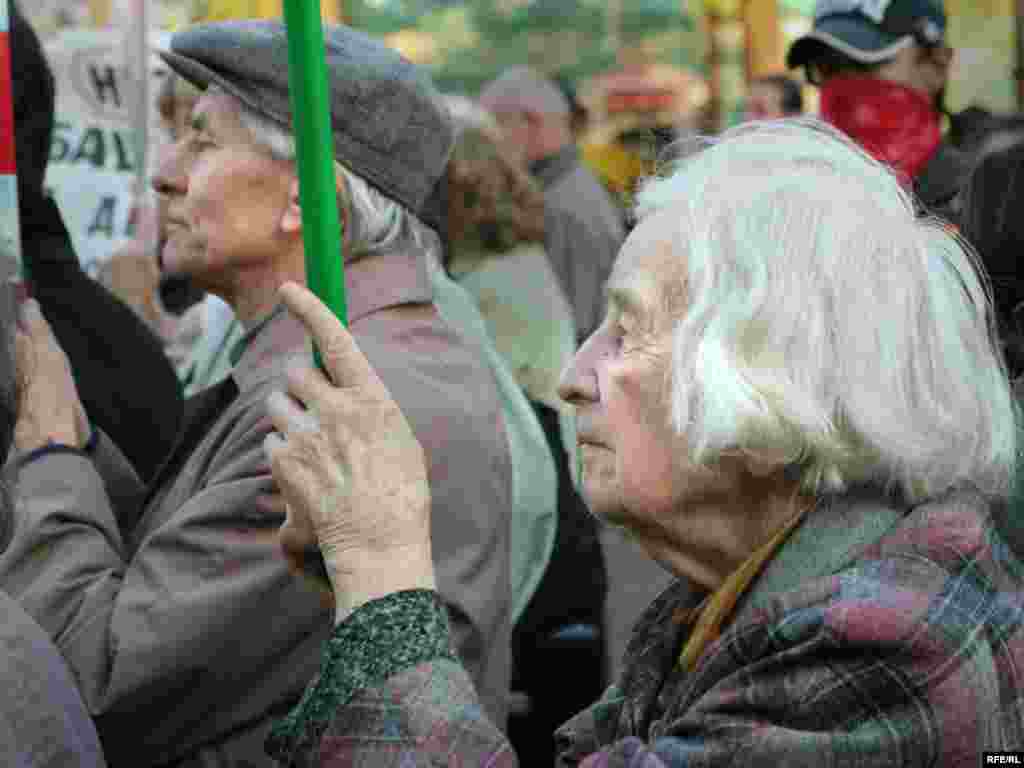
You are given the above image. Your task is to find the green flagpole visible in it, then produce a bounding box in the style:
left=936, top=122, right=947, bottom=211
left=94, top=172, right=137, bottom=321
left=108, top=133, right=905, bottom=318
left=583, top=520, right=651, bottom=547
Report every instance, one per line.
left=282, top=0, right=347, bottom=369
left=282, top=0, right=346, bottom=587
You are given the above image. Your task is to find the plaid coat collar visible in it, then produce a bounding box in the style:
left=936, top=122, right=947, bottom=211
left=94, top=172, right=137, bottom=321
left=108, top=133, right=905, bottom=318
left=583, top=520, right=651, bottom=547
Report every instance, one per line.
left=556, top=486, right=1024, bottom=765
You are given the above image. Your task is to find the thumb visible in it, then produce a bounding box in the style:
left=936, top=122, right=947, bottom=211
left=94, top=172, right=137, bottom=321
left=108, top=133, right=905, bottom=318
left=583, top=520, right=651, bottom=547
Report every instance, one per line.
left=13, top=325, right=34, bottom=392
left=278, top=500, right=317, bottom=560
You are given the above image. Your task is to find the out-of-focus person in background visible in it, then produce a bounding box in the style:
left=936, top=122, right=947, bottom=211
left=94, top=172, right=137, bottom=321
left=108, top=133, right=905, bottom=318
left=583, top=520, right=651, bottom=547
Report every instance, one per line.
left=441, top=94, right=608, bottom=767
left=264, top=118, right=1024, bottom=765
left=959, top=142, right=1024, bottom=363
left=9, top=0, right=182, bottom=483
left=1, top=18, right=514, bottom=766
left=743, top=73, right=804, bottom=120
left=958, top=139, right=1024, bottom=558
left=479, top=66, right=625, bottom=342
left=787, top=0, right=968, bottom=221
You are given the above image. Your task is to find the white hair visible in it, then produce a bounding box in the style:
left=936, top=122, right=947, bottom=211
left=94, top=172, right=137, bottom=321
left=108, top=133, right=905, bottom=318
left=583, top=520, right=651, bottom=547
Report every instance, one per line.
left=478, top=66, right=570, bottom=117
left=228, top=87, right=441, bottom=264
left=634, top=117, right=1019, bottom=503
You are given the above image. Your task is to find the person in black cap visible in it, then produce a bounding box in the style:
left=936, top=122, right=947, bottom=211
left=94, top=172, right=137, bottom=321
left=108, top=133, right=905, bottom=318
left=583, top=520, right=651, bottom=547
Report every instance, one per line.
left=787, top=0, right=968, bottom=219
left=1, top=17, right=513, bottom=767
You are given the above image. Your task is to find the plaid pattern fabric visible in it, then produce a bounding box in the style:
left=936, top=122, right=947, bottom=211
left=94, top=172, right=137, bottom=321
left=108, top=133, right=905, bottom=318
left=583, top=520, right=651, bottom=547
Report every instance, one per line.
left=288, top=487, right=1024, bottom=766
left=555, top=487, right=1024, bottom=767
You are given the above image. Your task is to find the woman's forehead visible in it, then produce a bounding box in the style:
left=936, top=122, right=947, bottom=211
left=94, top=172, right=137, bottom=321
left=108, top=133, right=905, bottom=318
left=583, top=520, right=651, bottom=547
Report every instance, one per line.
left=611, top=210, right=686, bottom=301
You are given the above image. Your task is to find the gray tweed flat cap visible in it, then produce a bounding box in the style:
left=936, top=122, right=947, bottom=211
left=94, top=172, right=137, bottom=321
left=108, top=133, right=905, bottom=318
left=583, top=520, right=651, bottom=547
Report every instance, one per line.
left=159, top=19, right=453, bottom=216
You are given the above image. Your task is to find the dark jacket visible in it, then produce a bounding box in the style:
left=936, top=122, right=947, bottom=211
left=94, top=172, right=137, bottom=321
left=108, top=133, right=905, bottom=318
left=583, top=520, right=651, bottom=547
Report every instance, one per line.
left=915, top=139, right=970, bottom=222
left=19, top=197, right=183, bottom=482
left=0, top=589, right=106, bottom=767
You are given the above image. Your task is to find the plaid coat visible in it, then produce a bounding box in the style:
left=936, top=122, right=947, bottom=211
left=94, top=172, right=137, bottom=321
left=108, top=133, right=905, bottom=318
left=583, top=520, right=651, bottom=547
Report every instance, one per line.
left=270, top=485, right=1024, bottom=766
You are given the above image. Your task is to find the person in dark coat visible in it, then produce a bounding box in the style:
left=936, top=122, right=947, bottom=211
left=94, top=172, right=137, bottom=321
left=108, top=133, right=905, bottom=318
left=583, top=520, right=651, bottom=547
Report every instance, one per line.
left=9, top=0, right=182, bottom=483
left=0, top=242, right=105, bottom=766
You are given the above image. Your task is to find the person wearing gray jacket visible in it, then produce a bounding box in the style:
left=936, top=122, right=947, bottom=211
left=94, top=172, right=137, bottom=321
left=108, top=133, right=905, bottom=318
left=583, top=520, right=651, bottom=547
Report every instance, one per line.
left=479, top=67, right=626, bottom=342
left=1, top=20, right=513, bottom=767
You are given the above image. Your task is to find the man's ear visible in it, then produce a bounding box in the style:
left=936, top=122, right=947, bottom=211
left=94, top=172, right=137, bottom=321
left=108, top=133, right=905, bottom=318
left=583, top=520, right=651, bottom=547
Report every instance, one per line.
left=281, top=178, right=303, bottom=234
left=919, top=43, right=953, bottom=74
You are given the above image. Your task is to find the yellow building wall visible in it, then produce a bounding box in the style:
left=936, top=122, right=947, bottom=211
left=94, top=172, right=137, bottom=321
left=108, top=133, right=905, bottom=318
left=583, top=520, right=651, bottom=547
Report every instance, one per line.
left=945, top=0, right=1017, bottom=112
left=197, top=0, right=342, bottom=23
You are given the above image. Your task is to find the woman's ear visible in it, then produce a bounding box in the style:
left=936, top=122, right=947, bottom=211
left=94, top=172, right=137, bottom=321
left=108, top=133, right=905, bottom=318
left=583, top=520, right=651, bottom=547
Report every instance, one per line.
left=281, top=178, right=303, bottom=235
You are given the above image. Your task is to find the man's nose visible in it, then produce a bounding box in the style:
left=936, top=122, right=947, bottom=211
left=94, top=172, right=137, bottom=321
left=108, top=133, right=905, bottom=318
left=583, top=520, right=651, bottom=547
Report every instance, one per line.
left=151, top=142, right=187, bottom=199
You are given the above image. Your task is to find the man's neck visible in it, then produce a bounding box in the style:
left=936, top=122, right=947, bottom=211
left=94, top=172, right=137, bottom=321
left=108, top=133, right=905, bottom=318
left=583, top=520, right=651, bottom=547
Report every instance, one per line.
left=231, top=285, right=283, bottom=331
left=227, top=245, right=306, bottom=330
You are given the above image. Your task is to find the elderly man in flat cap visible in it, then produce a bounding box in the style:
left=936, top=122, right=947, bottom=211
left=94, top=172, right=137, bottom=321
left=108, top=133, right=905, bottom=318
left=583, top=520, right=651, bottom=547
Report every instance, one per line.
left=1, top=20, right=513, bottom=767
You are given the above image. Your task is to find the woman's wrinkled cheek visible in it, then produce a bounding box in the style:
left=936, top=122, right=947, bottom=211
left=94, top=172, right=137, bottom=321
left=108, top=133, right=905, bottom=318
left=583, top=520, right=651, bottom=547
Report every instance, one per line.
left=607, top=361, right=683, bottom=515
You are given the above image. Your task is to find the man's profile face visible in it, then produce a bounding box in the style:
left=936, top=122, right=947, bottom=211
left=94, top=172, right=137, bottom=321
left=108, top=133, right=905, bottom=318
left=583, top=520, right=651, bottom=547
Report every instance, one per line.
left=151, top=88, right=295, bottom=293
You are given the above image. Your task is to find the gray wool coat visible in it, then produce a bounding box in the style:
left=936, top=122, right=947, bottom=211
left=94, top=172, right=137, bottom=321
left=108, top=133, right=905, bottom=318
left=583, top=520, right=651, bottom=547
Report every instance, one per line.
left=0, top=248, right=513, bottom=767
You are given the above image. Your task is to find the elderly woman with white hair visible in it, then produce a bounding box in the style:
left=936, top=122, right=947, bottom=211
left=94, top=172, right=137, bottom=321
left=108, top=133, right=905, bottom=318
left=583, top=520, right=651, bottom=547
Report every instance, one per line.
left=263, top=119, right=1024, bottom=766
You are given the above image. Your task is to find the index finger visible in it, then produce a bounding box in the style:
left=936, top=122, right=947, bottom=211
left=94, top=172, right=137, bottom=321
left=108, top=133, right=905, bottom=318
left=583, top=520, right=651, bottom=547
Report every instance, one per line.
left=279, top=281, right=378, bottom=389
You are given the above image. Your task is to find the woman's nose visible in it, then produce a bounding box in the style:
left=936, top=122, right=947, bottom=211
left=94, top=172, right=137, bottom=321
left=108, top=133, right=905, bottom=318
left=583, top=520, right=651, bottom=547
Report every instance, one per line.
left=558, top=330, right=602, bottom=406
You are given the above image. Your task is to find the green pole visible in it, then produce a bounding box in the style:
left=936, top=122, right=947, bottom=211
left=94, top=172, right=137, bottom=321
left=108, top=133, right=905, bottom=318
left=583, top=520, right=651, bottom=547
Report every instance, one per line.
left=282, top=1, right=346, bottom=587
left=282, top=0, right=347, bottom=369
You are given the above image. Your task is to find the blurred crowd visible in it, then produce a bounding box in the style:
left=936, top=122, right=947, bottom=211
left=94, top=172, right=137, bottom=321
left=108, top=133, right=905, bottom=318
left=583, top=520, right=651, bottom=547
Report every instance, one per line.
left=3, top=0, right=1024, bottom=765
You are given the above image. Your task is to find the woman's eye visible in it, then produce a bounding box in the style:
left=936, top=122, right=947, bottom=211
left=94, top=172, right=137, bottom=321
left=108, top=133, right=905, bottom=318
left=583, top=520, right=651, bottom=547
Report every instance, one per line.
left=612, top=323, right=633, bottom=351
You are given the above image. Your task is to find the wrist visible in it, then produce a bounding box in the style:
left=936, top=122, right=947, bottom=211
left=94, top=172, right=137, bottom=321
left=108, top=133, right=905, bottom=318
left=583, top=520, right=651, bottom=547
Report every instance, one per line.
left=327, top=546, right=436, bottom=626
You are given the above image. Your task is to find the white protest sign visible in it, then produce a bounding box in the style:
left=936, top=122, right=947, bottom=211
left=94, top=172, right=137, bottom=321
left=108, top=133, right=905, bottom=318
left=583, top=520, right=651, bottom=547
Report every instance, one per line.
left=43, top=29, right=169, bottom=275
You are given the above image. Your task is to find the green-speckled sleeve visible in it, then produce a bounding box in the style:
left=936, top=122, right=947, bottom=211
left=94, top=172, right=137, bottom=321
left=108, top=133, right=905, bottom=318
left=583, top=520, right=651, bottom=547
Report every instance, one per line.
left=266, top=589, right=456, bottom=763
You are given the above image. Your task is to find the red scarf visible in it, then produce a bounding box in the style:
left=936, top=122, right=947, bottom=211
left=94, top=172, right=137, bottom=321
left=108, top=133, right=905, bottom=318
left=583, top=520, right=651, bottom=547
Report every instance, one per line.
left=820, top=75, right=943, bottom=184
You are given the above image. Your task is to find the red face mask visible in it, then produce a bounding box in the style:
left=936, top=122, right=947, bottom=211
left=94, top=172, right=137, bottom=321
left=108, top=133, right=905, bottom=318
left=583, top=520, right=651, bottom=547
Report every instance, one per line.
left=819, top=75, right=943, bottom=184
